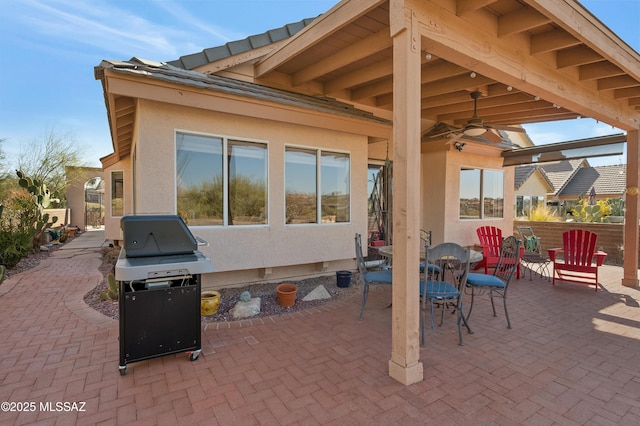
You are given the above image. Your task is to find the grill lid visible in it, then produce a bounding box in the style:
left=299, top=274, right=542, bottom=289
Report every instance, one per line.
left=121, top=215, right=197, bottom=258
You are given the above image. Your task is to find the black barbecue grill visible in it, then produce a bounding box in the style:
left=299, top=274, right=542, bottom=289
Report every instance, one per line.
left=115, top=215, right=214, bottom=375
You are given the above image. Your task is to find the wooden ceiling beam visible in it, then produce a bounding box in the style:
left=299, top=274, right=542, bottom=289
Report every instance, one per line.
left=556, top=46, right=603, bottom=69
left=421, top=74, right=494, bottom=98
left=323, top=58, right=392, bottom=93
left=458, top=107, right=575, bottom=125
left=498, top=7, right=551, bottom=37
left=416, top=0, right=638, bottom=129
left=441, top=99, right=552, bottom=122
left=530, top=29, right=580, bottom=55
left=351, top=77, right=392, bottom=100
left=116, top=115, right=134, bottom=129
left=256, top=0, right=384, bottom=77
left=422, top=92, right=534, bottom=116
left=422, top=60, right=468, bottom=83
left=116, top=123, right=133, bottom=137
left=497, top=113, right=578, bottom=125
left=614, top=87, right=640, bottom=99
left=628, top=97, right=640, bottom=106
left=114, top=97, right=135, bottom=115
left=421, top=91, right=472, bottom=109
left=533, top=0, right=640, bottom=81
left=292, top=28, right=392, bottom=85
left=456, top=0, right=496, bottom=16
left=579, top=62, right=624, bottom=81
left=597, top=75, right=640, bottom=91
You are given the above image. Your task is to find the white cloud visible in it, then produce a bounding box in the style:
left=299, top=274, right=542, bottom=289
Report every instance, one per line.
left=7, top=0, right=238, bottom=60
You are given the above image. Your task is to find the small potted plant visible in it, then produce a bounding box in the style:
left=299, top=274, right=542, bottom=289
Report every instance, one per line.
left=607, top=198, right=625, bottom=223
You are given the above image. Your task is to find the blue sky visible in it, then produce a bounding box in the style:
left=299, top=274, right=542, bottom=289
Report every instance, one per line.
left=0, top=0, right=638, bottom=169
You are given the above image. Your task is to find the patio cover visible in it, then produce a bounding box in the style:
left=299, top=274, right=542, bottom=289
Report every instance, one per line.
left=101, top=0, right=640, bottom=385
left=245, top=0, right=640, bottom=385
left=502, top=133, right=627, bottom=166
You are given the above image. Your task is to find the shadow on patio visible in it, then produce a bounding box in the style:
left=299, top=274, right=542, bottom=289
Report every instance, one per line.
left=1, top=243, right=639, bottom=424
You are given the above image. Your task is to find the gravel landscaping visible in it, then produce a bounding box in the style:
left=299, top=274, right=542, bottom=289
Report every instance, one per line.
left=83, top=246, right=361, bottom=322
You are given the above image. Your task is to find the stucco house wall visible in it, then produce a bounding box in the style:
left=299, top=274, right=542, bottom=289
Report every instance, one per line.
left=65, top=166, right=103, bottom=230
left=421, top=142, right=514, bottom=247
left=517, top=172, right=549, bottom=199
left=106, top=98, right=377, bottom=288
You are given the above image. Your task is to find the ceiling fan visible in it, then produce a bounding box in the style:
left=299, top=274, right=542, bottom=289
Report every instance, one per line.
left=425, top=91, right=526, bottom=143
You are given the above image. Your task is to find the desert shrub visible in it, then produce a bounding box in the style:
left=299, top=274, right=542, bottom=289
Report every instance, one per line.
left=528, top=205, right=560, bottom=222
left=0, top=190, right=36, bottom=267
left=0, top=227, right=32, bottom=268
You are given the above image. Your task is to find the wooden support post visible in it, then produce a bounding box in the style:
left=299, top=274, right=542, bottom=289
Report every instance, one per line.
left=623, top=129, right=639, bottom=288
left=388, top=0, right=423, bottom=386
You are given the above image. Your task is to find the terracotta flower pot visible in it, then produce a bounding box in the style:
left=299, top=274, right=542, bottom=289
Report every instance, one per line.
left=276, top=283, right=297, bottom=307
left=201, top=291, right=221, bottom=316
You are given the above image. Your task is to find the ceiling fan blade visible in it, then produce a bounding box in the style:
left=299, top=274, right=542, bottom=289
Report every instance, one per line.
left=422, top=121, right=461, bottom=139
left=484, top=129, right=504, bottom=143
left=428, top=129, right=457, bottom=138
left=446, top=133, right=464, bottom=144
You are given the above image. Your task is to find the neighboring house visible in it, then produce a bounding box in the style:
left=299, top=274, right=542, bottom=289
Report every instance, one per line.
left=514, top=160, right=627, bottom=216
left=514, top=165, right=553, bottom=218
left=538, top=158, right=589, bottom=210
left=558, top=163, right=627, bottom=203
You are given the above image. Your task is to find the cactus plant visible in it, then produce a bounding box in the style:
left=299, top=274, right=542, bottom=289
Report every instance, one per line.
left=0, top=265, right=5, bottom=285
left=99, top=273, right=119, bottom=301
left=573, top=203, right=603, bottom=223
left=609, top=198, right=625, bottom=216
left=15, top=170, right=58, bottom=250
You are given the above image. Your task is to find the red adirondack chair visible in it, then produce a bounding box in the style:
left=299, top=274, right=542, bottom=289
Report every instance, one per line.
left=548, top=229, right=607, bottom=291
left=476, top=226, right=522, bottom=279
left=476, top=226, right=502, bottom=276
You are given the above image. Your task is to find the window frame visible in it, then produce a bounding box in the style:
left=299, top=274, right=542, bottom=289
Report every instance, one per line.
left=110, top=170, right=124, bottom=218
left=459, top=167, right=504, bottom=220
left=284, top=144, right=351, bottom=226
left=175, top=130, right=269, bottom=227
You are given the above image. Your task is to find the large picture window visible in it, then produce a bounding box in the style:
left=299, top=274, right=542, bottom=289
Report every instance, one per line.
left=285, top=147, right=350, bottom=224
left=459, top=168, right=504, bottom=219
left=176, top=132, right=267, bottom=226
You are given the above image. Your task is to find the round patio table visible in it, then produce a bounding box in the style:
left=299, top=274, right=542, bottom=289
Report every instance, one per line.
left=377, top=245, right=483, bottom=264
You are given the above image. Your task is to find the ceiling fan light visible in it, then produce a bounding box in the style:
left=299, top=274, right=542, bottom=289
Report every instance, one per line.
left=463, top=127, right=486, bottom=137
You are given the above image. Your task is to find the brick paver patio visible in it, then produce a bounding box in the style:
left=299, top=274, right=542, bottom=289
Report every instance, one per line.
left=1, top=232, right=639, bottom=425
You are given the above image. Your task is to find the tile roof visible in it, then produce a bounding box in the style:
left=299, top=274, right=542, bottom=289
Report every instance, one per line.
left=167, top=18, right=317, bottom=70
left=539, top=159, right=587, bottom=195
left=96, top=58, right=391, bottom=125
left=514, top=165, right=536, bottom=189
left=560, top=164, right=626, bottom=197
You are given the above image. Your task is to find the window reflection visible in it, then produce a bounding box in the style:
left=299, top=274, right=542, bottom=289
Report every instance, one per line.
left=459, top=168, right=503, bottom=219
left=483, top=170, right=504, bottom=218
left=321, top=152, right=350, bottom=223
left=285, top=147, right=350, bottom=225
left=285, top=148, right=317, bottom=224
left=176, top=133, right=267, bottom=226
left=176, top=133, right=223, bottom=225
left=460, top=169, right=481, bottom=219
left=111, top=171, right=124, bottom=217
left=227, top=140, right=268, bottom=225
